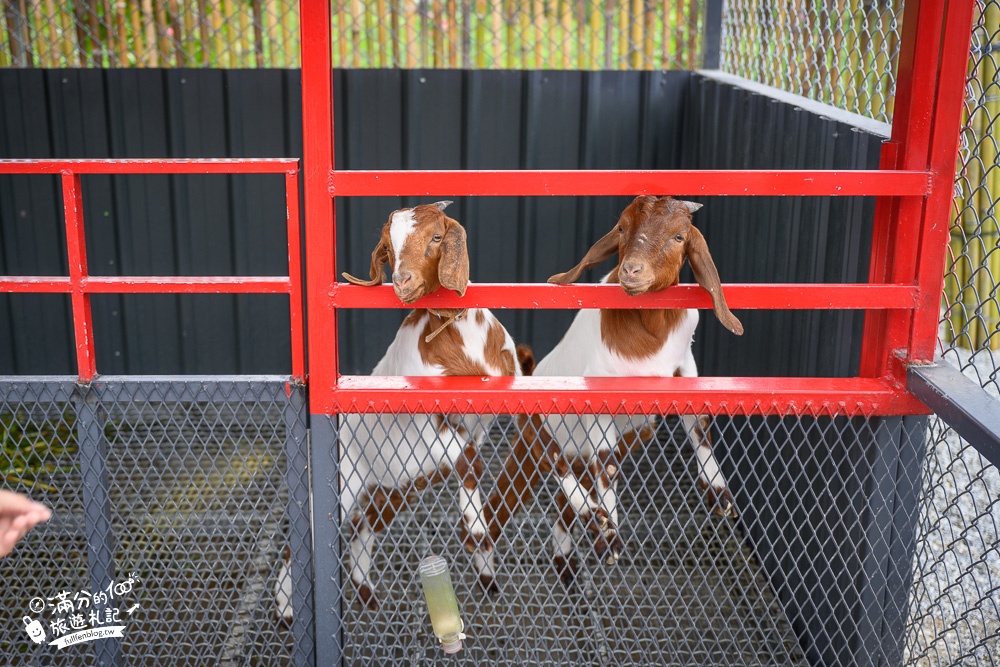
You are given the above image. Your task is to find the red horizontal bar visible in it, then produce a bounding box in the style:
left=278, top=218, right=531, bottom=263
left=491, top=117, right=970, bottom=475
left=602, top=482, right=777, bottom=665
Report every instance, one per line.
left=0, top=276, right=291, bottom=294
left=330, top=283, right=918, bottom=310
left=323, top=376, right=930, bottom=416
left=0, top=276, right=72, bottom=293
left=0, top=159, right=298, bottom=175
left=85, top=276, right=292, bottom=293
left=329, top=169, right=932, bottom=197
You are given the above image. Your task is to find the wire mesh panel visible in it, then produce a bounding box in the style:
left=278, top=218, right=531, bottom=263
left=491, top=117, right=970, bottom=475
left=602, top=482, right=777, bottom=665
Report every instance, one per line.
left=0, top=379, right=311, bottom=667
left=0, top=0, right=706, bottom=69
left=720, top=0, right=903, bottom=123
left=0, top=382, right=88, bottom=664
left=904, top=3, right=1000, bottom=662
left=311, top=406, right=925, bottom=666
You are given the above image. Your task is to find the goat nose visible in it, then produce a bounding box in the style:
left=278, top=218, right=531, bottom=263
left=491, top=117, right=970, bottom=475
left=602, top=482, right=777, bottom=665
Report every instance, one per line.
left=621, top=262, right=644, bottom=278
left=393, top=271, right=414, bottom=287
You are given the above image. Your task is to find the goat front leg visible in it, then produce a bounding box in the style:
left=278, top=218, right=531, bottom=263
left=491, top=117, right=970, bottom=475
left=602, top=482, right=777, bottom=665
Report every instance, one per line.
left=455, top=441, right=497, bottom=594
left=484, top=414, right=565, bottom=544
left=552, top=489, right=578, bottom=586
left=348, top=513, right=378, bottom=608
left=682, top=415, right=737, bottom=518
left=558, top=470, right=622, bottom=566
left=677, top=352, right=737, bottom=518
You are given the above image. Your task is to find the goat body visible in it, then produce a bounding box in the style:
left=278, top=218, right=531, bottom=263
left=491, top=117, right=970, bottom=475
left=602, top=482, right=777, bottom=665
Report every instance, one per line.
left=487, top=196, right=742, bottom=585
left=339, top=307, right=518, bottom=606
left=277, top=202, right=515, bottom=618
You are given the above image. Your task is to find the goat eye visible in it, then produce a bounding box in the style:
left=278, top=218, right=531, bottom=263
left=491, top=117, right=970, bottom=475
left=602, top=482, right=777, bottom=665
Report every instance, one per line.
left=674, top=234, right=684, bottom=242
left=432, top=234, right=442, bottom=242
left=617, top=226, right=624, bottom=233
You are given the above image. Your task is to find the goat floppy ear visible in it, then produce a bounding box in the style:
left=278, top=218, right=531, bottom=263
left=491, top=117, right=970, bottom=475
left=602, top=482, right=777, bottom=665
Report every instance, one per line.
left=342, top=225, right=391, bottom=286
left=438, top=221, right=470, bottom=296
left=547, top=227, right=620, bottom=284
left=685, top=226, right=744, bottom=336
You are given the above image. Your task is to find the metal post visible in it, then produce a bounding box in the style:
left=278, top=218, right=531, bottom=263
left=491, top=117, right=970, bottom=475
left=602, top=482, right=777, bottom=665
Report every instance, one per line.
left=701, top=0, right=723, bottom=69
left=299, top=0, right=341, bottom=663
left=73, top=384, right=122, bottom=667
left=300, top=0, right=338, bottom=415
left=62, top=172, right=97, bottom=383
left=307, top=416, right=343, bottom=666
left=285, top=383, right=316, bottom=667
left=859, top=0, right=977, bottom=378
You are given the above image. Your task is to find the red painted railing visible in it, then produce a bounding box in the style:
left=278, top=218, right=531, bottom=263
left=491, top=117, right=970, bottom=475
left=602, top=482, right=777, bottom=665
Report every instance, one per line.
left=299, top=0, right=975, bottom=418
left=0, top=159, right=305, bottom=382
left=0, top=0, right=976, bottom=421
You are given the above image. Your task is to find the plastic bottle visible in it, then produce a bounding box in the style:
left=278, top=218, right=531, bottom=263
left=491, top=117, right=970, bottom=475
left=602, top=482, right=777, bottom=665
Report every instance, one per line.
left=417, top=555, right=464, bottom=654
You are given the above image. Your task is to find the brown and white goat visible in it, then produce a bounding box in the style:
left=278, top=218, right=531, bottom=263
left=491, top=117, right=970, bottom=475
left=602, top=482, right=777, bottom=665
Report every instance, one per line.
left=485, top=195, right=743, bottom=585
left=276, top=201, right=519, bottom=616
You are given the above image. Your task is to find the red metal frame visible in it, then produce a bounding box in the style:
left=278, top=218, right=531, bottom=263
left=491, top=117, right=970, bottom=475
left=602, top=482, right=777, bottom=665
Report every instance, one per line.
left=302, top=0, right=975, bottom=418
left=0, top=0, right=974, bottom=418
left=329, top=169, right=931, bottom=197
left=0, top=159, right=306, bottom=382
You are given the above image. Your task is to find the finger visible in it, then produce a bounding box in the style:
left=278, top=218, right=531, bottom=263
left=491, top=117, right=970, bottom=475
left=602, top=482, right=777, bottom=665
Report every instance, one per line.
left=0, top=490, right=43, bottom=516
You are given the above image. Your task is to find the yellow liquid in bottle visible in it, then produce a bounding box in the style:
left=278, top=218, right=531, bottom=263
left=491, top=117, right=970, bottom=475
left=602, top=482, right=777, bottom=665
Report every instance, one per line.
left=418, top=555, right=464, bottom=653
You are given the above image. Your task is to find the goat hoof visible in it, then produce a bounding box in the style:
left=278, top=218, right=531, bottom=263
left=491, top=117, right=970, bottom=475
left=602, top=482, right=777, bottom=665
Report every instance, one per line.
left=594, top=531, right=624, bottom=564
left=699, top=481, right=739, bottom=519
left=698, top=479, right=740, bottom=519
left=606, top=538, right=624, bottom=565
left=554, top=555, right=578, bottom=587
left=713, top=488, right=738, bottom=519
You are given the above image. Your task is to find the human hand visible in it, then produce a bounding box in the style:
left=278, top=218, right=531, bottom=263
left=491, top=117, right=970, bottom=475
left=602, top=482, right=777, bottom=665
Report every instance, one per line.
left=0, top=490, right=51, bottom=558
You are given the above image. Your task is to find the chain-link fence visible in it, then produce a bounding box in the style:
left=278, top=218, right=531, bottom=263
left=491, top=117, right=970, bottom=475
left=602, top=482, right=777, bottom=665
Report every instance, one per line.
left=0, top=380, right=313, bottom=667
left=0, top=0, right=707, bottom=69
left=902, top=3, right=1000, bottom=664
left=308, top=408, right=925, bottom=666
left=720, top=0, right=903, bottom=123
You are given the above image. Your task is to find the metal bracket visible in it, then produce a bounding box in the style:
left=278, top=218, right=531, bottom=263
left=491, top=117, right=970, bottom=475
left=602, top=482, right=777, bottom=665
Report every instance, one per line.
left=907, top=361, right=1000, bottom=470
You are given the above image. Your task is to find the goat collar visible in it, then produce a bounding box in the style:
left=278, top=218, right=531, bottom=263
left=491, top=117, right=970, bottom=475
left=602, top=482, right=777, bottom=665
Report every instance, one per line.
left=424, top=308, right=469, bottom=343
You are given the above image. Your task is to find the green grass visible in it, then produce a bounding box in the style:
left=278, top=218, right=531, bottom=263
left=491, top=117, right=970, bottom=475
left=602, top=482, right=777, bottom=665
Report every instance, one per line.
left=0, top=410, right=77, bottom=493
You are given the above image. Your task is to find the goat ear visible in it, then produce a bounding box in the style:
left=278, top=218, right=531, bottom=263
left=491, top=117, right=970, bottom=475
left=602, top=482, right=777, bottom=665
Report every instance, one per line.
left=438, top=221, right=470, bottom=296
left=547, top=227, right=620, bottom=284
left=685, top=226, right=743, bottom=335
left=342, top=226, right=391, bottom=286
left=433, top=200, right=453, bottom=211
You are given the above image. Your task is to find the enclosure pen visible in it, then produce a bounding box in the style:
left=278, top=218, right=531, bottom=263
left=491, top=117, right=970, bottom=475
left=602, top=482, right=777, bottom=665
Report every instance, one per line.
left=1, top=0, right=997, bottom=665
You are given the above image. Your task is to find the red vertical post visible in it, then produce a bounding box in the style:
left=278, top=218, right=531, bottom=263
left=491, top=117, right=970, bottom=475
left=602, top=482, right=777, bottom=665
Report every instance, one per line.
left=62, top=172, right=97, bottom=382
left=300, top=0, right=337, bottom=412
left=286, top=168, right=306, bottom=381
left=907, top=0, right=977, bottom=361
left=860, top=0, right=974, bottom=378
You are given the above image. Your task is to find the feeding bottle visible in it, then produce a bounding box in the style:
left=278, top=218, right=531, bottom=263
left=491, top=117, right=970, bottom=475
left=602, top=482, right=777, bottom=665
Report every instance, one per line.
left=417, top=555, right=465, bottom=654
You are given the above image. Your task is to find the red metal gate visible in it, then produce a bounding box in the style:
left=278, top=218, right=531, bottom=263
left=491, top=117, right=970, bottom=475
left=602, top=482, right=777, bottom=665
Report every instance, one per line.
left=301, top=0, right=974, bottom=417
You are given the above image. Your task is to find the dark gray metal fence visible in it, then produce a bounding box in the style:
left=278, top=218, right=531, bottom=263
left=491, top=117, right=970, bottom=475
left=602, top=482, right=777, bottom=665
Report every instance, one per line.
left=0, top=68, right=883, bottom=379
left=0, top=379, right=314, bottom=667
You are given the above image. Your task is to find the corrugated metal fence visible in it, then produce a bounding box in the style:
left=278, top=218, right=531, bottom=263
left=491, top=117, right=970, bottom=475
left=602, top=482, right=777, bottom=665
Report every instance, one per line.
left=0, top=68, right=884, bottom=379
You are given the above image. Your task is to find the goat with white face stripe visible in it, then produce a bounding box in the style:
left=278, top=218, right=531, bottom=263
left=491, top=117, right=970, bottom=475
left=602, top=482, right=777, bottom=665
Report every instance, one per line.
left=275, top=201, right=520, bottom=616
left=484, top=195, right=743, bottom=585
